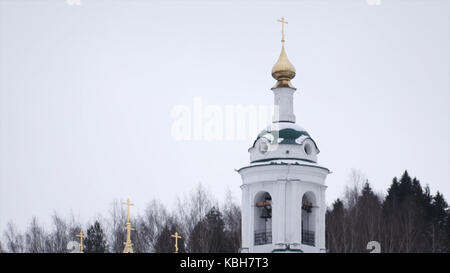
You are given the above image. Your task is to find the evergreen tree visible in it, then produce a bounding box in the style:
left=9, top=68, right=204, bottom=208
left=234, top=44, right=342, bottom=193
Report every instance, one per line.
left=432, top=192, right=448, bottom=226
left=326, top=170, right=450, bottom=253
left=188, top=207, right=231, bottom=253
left=326, top=199, right=346, bottom=252
left=430, top=192, right=449, bottom=252
left=84, top=221, right=108, bottom=253
left=385, top=177, right=400, bottom=210
left=446, top=208, right=450, bottom=252
left=355, top=182, right=382, bottom=252
left=382, top=171, right=426, bottom=252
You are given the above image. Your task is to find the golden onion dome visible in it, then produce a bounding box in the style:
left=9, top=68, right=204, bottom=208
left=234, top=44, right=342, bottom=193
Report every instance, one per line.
left=271, top=44, right=296, bottom=88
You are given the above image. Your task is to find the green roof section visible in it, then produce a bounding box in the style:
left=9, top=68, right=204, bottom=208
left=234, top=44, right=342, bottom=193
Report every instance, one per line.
left=252, top=124, right=311, bottom=148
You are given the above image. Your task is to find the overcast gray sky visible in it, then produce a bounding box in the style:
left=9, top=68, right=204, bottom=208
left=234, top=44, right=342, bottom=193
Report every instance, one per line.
left=0, top=0, right=449, bottom=232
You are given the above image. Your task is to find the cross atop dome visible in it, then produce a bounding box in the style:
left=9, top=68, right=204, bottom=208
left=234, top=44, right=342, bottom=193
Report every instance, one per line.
left=278, top=17, right=288, bottom=43
left=272, top=17, right=296, bottom=89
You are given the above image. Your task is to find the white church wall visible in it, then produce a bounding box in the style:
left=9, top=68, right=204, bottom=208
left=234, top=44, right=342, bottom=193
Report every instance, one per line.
left=239, top=164, right=328, bottom=253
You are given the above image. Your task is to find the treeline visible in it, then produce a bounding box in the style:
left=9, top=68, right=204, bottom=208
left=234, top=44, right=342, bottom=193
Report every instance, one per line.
left=0, top=185, right=241, bottom=253
left=1, top=171, right=449, bottom=253
left=326, top=170, right=450, bottom=253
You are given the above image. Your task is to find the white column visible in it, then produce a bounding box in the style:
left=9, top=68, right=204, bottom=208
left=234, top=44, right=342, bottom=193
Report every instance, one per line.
left=319, top=186, right=326, bottom=252
left=241, top=184, right=250, bottom=250
left=285, top=180, right=299, bottom=244
left=275, top=179, right=287, bottom=246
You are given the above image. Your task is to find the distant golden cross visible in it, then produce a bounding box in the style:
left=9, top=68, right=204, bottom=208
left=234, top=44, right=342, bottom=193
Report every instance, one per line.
left=277, top=17, right=288, bottom=43
left=122, top=198, right=134, bottom=222
left=76, top=231, right=86, bottom=253
left=122, top=198, right=135, bottom=253
left=171, top=232, right=182, bottom=253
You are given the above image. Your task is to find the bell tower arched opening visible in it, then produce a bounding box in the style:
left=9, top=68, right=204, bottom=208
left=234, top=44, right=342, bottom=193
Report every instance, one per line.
left=254, top=192, right=272, bottom=245
left=301, top=192, right=316, bottom=246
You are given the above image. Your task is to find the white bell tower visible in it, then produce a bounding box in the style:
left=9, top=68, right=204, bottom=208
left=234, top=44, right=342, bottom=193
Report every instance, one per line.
left=237, top=18, right=330, bottom=253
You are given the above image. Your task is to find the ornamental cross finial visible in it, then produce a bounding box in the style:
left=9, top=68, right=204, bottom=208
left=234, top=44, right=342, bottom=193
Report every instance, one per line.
left=277, top=17, right=288, bottom=43
left=122, top=198, right=135, bottom=253
left=76, top=231, right=86, bottom=253
left=122, top=198, right=134, bottom=222
left=171, top=232, right=182, bottom=253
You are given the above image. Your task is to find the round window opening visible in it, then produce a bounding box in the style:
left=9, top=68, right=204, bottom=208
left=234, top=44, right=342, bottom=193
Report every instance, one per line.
left=304, top=143, right=312, bottom=155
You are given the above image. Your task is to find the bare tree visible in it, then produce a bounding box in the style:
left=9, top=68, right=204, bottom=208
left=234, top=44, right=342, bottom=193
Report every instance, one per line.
left=222, top=189, right=241, bottom=252
left=66, top=212, right=83, bottom=243
left=4, top=222, right=25, bottom=253
left=46, top=213, right=70, bottom=253
left=344, top=169, right=365, bottom=209
left=135, top=199, right=169, bottom=252
left=25, top=217, right=46, bottom=253
left=107, top=200, right=127, bottom=253
left=130, top=215, right=146, bottom=253
left=341, top=170, right=366, bottom=252
left=175, top=183, right=216, bottom=249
